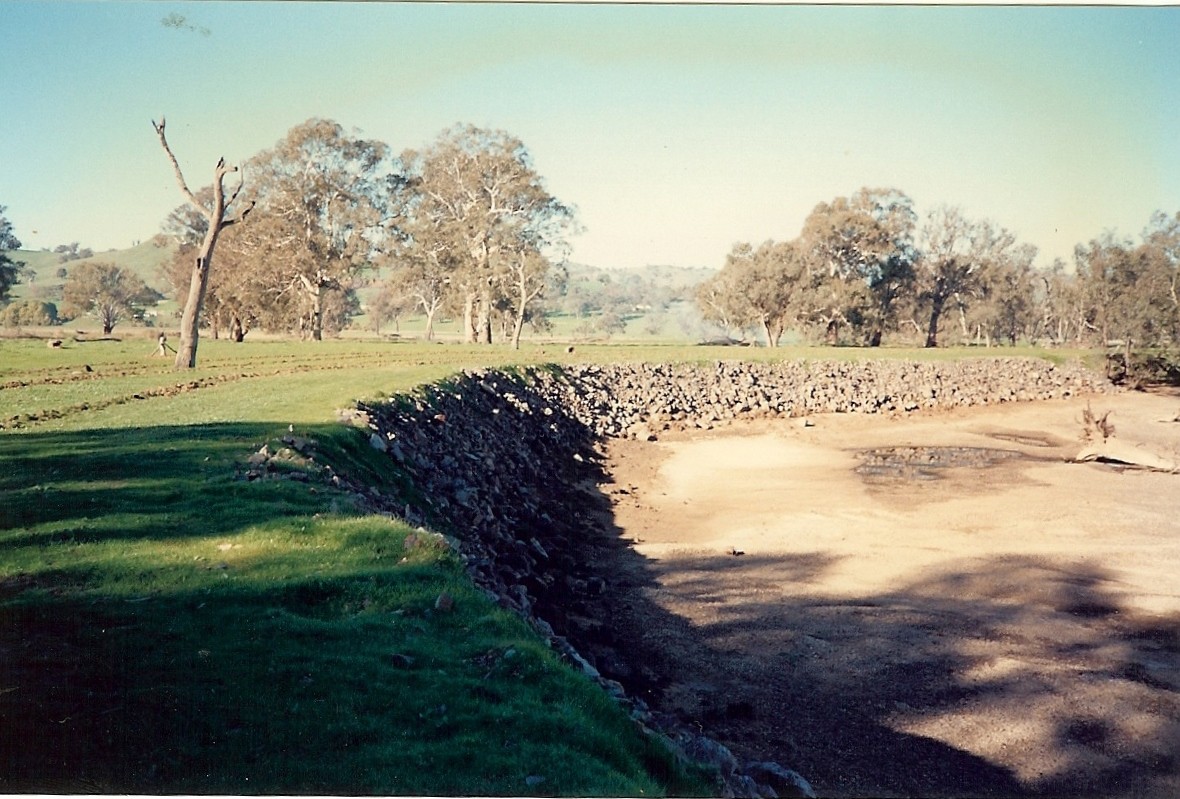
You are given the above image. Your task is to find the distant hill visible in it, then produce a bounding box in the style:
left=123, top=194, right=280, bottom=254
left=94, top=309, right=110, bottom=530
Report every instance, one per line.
left=565, top=262, right=714, bottom=290
left=10, top=240, right=177, bottom=305
left=5, top=239, right=714, bottom=340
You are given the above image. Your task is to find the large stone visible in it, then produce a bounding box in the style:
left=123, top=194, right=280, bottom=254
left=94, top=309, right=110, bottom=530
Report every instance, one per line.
left=744, top=761, right=816, bottom=798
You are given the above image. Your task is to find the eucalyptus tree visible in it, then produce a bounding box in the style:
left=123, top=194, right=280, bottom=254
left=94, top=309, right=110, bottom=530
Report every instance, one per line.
left=0, top=206, right=24, bottom=304
left=152, top=118, right=254, bottom=367
left=963, top=243, right=1038, bottom=345
left=395, top=124, right=576, bottom=344
left=695, top=256, right=757, bottom=341
left=700, top=239, right=808, bottom=347
left=62, top=262, right=160, bottom=334
left=1143, top=210, right=1180, bottom=340
left=800, top=187, right=917, bottom=345
left=1076, top=228, right=1178, bottom=358
left=242, top=119, right=391, bottom=340
left=915, top=206, right=1031, bottom=347
left=381, top=217, right=456, bottom=341
left=1032, top=259, right=1086, bottom=345
left=502, top=247, right=568, bottom=349
left=366, top=280, right=413, bottom=336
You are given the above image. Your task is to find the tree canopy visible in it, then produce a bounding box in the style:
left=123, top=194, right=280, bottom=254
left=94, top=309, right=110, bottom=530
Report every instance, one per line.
left=0, top=206, right=25, bottom=305
left=388, top=124, right=577, bottom=347
left=62, top=261, right=160, bottom=334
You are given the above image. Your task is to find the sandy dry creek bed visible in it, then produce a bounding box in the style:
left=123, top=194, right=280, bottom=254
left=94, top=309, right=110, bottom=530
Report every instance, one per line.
left=590, top=389, right=1180, bottom=797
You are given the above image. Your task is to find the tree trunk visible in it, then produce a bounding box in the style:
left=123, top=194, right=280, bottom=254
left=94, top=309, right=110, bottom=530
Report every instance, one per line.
left=761, top=319, right=783, bottom=348
left=175, top=250, right=215, bottom=367
left=925, top=295, right=945, bottom=348
left=310, top=285, right=324, bottom=341
left=423, top=305, right=437, bottom=341
left=153, top=118, right=252, bottom=369
left=511, top=310, right=526, bottom=350
left=462, top=293, right=477, bottom=343
left=477, top=289, right=493, bottom=344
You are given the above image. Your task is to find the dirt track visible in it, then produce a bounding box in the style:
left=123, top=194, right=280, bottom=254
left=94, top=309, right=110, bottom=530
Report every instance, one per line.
left=598, top=389, right=1180, bottom=798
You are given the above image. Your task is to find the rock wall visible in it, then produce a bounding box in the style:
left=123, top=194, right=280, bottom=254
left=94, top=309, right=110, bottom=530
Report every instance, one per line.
left=551, top=357, right=1112, bottom=438
left=350, top=357, right=1111, bottom=797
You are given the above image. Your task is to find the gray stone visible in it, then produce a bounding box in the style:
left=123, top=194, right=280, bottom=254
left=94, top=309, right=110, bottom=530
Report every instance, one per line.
left=744, top=761, right=816, bottom=798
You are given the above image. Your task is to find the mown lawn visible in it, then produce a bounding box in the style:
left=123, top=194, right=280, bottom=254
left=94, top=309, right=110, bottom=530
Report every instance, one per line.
left=0, top=339, right=715, bottom=794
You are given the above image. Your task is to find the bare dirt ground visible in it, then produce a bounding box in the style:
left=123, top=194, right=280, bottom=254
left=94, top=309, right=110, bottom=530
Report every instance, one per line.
left=596, top=389, right=1180, bottom=798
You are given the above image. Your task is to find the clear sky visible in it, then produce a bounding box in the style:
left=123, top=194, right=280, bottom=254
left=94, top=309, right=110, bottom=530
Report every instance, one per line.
left=3, top=2, right=1178, bottom=270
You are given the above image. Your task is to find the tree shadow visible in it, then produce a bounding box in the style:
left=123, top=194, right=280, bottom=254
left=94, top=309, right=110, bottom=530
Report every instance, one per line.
left=0, top=423, right=336, bottom=549
left=566, top=511, right=1180, bottom=798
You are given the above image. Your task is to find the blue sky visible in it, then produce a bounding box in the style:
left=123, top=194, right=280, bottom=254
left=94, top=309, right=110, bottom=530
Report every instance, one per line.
left=2, top=2, right=1178, bottom=270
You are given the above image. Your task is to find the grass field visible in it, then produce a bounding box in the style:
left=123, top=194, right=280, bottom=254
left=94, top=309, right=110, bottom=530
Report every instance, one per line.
left=0, top=336, right=1099, bottom=793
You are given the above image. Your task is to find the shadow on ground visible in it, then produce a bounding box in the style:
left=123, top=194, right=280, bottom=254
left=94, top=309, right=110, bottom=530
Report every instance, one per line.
left=563, top=492, right=1180, bottom=798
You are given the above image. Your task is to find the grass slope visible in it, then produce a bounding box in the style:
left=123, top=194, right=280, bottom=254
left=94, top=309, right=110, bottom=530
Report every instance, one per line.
left=0, top=339, right=714, bottom=795
left=10, top=241, right=177, bottom=302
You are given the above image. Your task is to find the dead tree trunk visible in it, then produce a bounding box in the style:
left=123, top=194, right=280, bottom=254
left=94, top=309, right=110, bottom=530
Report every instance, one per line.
left=152, top=117, right=252, bottom=368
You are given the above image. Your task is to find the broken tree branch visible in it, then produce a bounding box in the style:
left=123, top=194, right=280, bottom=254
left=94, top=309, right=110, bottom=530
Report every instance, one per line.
left=151, top=117, right=204, bottom=216
left=221, top=199, right=256, bottom=229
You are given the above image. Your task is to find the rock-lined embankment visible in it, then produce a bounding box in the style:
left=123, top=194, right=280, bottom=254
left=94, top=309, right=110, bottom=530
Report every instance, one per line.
left=348, top=358, right=1111, bottom=797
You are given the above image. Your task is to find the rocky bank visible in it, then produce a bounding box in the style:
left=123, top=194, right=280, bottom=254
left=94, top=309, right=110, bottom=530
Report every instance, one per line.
left=341, top=357, right=1112, bottom=797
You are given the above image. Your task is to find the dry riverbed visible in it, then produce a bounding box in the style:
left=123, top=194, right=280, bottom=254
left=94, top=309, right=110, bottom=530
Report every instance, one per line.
left=599, top=389, right=1180, bottom=798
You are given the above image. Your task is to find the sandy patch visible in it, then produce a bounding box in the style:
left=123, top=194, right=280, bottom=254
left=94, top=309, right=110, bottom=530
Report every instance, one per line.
left=601, top=389, right=1180, bottom=797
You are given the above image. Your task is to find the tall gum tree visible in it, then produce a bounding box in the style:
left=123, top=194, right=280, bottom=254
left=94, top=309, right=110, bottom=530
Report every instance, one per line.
left=917, top=206, right=1030, bottom=348
left=152, top=118, right=253, bottom=367
left=382, top=216, right=458, bottom=341
left=1076, top=227, right=1178, bottom=365
left=503, top=247, right=560, bottom=349
left=698, top=240, right=807, bottom=346
left=800, top=187, right=917, bottom=346
left=244, top=119, right=390, bottom=341
left=396, top=125, right=576, bottom=344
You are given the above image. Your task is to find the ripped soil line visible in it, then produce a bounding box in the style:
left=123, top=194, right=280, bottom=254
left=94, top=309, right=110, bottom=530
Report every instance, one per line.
left=0, top=355, right=415, bottom=431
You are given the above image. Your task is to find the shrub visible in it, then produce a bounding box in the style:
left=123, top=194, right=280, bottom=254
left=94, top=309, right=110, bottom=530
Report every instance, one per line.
left=0, top=299, right=59, bottom=327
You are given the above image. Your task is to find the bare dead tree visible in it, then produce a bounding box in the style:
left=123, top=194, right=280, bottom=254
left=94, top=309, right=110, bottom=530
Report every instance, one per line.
left=152, top=117, right=253, bottom=368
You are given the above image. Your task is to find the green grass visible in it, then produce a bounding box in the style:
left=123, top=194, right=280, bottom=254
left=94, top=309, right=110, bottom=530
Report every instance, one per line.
left=9, top=242, right=176, bottom=303
left=0, top=340, right=718, bottom=795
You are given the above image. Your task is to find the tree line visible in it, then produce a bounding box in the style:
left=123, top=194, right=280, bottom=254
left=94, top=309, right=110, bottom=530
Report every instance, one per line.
left=2, top=130, right=1177, bottom=371
left=158, top=119, right=575, bottom=360
left=695, top=187, right=1180, bottom=354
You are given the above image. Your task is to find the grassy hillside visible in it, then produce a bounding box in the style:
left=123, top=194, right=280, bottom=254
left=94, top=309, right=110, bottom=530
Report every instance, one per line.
left=0, top=338, right=722, bottom=794
left=9, top=240, right=177, bottom=307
